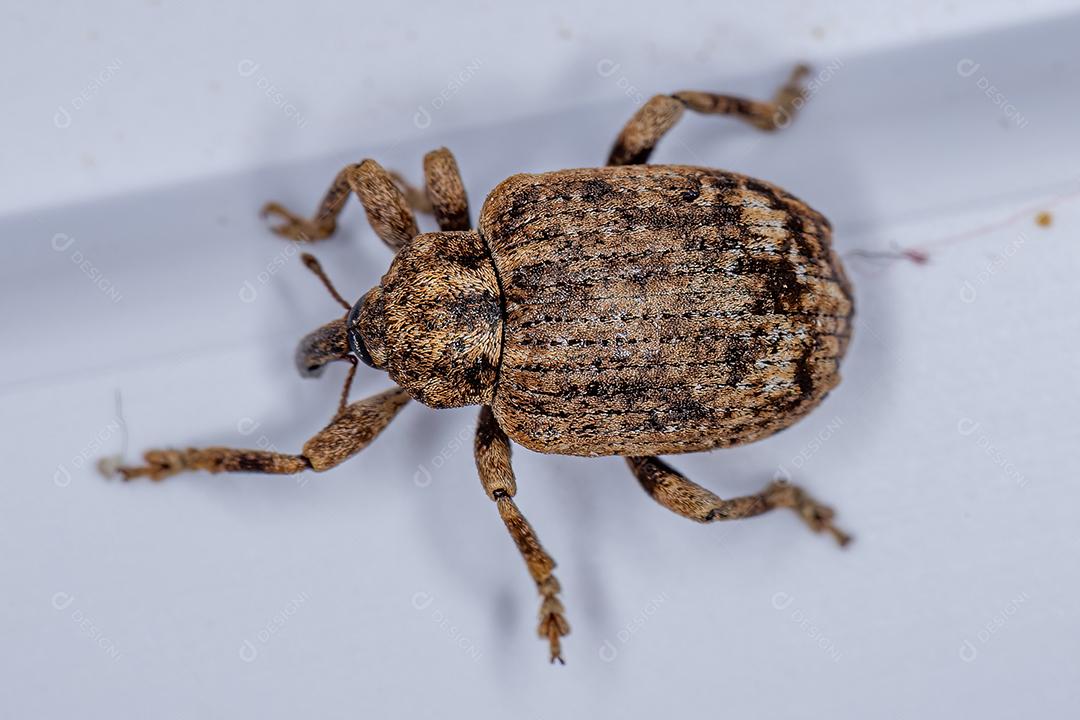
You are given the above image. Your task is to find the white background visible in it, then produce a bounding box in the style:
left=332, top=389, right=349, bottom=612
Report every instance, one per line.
left=2, top=1, right=1079, bottom=718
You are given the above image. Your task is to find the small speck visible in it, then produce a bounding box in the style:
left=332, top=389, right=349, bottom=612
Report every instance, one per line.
left=97, top=455, right=123, bottom=478
left=81, top=152, right=96, bottom=169
left=1035, top=211, right=1053, bottom=228
left=811, top=26, right=826, bottom=40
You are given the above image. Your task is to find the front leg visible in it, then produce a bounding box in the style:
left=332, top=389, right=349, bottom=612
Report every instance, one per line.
left=627, top=456, right=851, bottom=546
left=475, top=406, right=570, bottom=663
left=261, top=159, right=419, bottom=249
left=111, top=388, right=410, bottom=481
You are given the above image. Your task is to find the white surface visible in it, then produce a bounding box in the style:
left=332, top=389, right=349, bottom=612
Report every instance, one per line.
left=3, top=3, right=1080, bottom=719
left=3, top=0, right=1079, bottom=216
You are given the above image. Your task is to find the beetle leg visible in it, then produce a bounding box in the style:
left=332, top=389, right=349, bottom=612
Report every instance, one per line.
left=108, top=388, right=410, bottom=481
left=387, top=171, right=434, bottom=215
left=422, top=148, right=471, bottom=231
left=261, top=159, right=419, bottom=250
left=608, top=64, right=810, bottom=166
left=475, top=406, right=570, bottom=664
left=388, top=148, right=471, bottom=232
left=627, top=456, right=851, bottom=546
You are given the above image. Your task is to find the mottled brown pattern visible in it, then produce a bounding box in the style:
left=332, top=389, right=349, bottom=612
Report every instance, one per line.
left=475, top=406, right=569, bottom=663
left=608, top=94, right=685, bottom=166
left=357, top=230, right=503, bottom=408
left=114, top=387, right=410, bottom=480
left=262, top=158, right=418, bottom=248
left=480, top=164, right=853, bottom=457
left=302, top=387, right=411, bottom=471
left=423, top=148, right=471, bottom=231
left=608, top=65, right=810, bottom=165
left=627, top=456, right=850, bottom=545
left=112, top=68, right=858, bottom=664
left=115, top=448, right=311, bottom=481
left=295, top=318, right=350, bottom=377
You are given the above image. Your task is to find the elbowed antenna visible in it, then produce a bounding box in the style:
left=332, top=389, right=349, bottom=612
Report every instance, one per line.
left=301, top=253, right=351, bottom=311
left=295, top=253, right=361, bottom=415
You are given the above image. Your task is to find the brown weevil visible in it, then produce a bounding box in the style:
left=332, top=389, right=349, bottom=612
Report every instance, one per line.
left=112, top=65, right=854, bottom=663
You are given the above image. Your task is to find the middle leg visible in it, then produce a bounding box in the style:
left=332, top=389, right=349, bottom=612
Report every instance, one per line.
left=389, top=147, right=472, bottom=231
left=475, top=406, right=570, bottom=663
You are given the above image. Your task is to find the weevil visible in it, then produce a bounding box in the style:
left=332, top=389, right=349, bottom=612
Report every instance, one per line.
left=112, top=65, right=854, bottom=663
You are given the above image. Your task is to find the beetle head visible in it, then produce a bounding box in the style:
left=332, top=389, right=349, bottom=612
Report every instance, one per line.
left=347, top=231, right=503, bottom=408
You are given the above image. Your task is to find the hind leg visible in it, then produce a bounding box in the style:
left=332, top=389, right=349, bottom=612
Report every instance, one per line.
left=627, top=455, right=850, bottom=546
left=608, top=64, right=810, bottom=165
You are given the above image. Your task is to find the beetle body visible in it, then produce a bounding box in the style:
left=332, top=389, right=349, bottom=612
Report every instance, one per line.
left=354, top=164, right=853, bottom=457
left=118, top=68, right=859, bottom=664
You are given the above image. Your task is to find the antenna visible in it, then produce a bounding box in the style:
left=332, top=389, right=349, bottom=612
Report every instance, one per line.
left=301, top=253, right=351, bottom=312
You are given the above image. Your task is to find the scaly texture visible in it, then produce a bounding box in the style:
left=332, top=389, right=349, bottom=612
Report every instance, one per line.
left=359, top=230, right=503, bottom=408
left=479, top=164, right=853, bottom=457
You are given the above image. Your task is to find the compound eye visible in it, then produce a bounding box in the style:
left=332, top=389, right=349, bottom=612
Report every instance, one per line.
left=347, top=301, right=376, bottom=368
